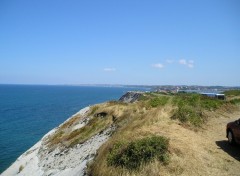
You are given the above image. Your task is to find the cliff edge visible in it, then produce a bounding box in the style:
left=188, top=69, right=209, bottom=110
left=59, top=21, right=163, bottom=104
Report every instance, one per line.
left=2, top=91, right=240, bottom=176
left=1, top=107, right=115, bottom=176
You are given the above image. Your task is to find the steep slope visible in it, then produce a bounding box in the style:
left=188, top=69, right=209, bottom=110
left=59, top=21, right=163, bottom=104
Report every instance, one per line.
left=2, top=91, right=240, bottom=176
left=2, top=107, right=116, bottom=176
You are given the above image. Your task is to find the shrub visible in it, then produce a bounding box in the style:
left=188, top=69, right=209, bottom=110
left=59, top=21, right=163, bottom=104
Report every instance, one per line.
left=107, top=136, right=169, bottom=170
left=172, top=105, right=204, bottom=127
left=230, top=98, right=240, bottom=105
left=224, top=90, right=240, bottom=96
left=138, top=94, right=149, bottom=101
left=173, top=93, right=200, bottom=107
left=200, top=97, right=223, bottom=110
left=149, top=97, right=169, bottom=107
left=171, top=94, right=222, bottom=127
left=18, top=165, right=24, bottom=173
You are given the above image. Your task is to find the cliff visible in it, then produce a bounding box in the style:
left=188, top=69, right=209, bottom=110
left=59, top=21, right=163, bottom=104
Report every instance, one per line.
left=2, top=91, right=240, bottom=176
left=118, top=91, right=143, bottom=103
left=2, top=92, right=141, bottom=176
left=1, top=107, right=115, bottom=176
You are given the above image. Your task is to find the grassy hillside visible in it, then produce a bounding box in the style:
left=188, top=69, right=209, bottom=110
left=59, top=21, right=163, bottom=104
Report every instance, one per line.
left=44, top=91, right=239, bottom=175
left=224, top=90, right=240, bottom=105
left=86, top=92, right=239, bottom=176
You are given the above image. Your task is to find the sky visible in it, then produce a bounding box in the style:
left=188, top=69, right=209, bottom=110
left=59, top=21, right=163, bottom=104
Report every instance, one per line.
left=0, top=0, right=239, bottom=86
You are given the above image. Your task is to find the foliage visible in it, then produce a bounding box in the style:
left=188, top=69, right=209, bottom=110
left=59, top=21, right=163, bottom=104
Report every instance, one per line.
left=18, top=165, right=24, bottom=173
left=173, top=93, right=200, bottom=107
left=107, top=136, right=169, bottom=170
left=200, top=96, right=224, bottom=110
left=48, top=114, right=112, bottom=148
left=138, top=94, right=149, bottom=101
left=90, top=105, right=99, bottom=115
left=68, top=116, right=111, bottom=147
left=224, top=90, right=240, bottom=96
left=149, top=96, right=169, bottom=107
left=172, top=105, right=204, bottom=127
left=230, top=98, right=240, bottom=105
left=172, top=93, right=224, bottom=126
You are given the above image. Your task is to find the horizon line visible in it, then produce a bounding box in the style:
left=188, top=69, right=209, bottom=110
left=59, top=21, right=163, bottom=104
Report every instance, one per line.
left=0, top=83, right=240, bottom=88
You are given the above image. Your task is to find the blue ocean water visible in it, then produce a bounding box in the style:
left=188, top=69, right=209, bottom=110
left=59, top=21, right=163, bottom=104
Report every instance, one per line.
left=0, top=85, right=146, bottom=173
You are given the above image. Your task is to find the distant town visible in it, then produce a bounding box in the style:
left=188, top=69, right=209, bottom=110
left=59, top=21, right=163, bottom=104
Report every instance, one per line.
left=49, top=84, right=240, bottom=94
left=106, top=85, right=240, bottom=94
left=150, top=85, right=240, bottom=94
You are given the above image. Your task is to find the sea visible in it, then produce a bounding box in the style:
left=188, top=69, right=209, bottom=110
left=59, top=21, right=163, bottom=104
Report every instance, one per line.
left=0, top=84, right=148, bottom=173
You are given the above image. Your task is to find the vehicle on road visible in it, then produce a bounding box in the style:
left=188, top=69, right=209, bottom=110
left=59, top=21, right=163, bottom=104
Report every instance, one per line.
left=226, top=119, right=240, bottom=145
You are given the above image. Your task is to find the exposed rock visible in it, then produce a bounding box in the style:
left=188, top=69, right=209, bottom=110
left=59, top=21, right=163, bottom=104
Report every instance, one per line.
left=95, top=112, right=108, bottom=118
left=2, top=106, right=116, bottom=176
left=119, top=91, right=143, bottom=103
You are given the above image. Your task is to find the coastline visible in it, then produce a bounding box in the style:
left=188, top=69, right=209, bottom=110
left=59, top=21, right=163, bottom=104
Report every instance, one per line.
left=1, top=106, right=114, bottom=176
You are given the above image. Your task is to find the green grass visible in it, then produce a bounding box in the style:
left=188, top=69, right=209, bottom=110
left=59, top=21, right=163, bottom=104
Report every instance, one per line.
left=230, top=98, right=240, bottom=105
left=200, top=96, right=224, bottom=110
left=173, top=93, right=200, bottom=107
left=149, top=96, right=169, bottom=107
left=138, top=94, right=149, bottom=101
left=68, top=116, right=112, bottom=147
left=172, top=105, right=204, bottom=127
left=48, top=114, right=112, bottom=148
left=90, top=105, right=99, bottom=115
left=107, top=136, right=169, bottom=170
left=224, top=90, right=240, bottom=96
left=171, top=93, right=224, bottom=126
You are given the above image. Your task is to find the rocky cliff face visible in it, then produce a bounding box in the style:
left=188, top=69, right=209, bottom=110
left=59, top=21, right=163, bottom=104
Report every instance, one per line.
left=2, top=107, right=115, bottom=176
left=119, top=91, right=143, bottom=103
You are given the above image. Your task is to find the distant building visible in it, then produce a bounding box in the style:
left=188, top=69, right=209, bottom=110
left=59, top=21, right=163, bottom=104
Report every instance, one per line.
left=200, top=93, right=225, bottom=100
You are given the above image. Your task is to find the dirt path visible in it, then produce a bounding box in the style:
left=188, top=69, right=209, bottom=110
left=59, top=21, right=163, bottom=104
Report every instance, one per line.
left=201, top=108, right=240, bottom=176
left=128, top=106, right=240, bottom=176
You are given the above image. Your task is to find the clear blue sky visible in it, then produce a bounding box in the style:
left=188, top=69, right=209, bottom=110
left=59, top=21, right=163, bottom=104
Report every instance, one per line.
left=0, top=0, right=239, bottom=86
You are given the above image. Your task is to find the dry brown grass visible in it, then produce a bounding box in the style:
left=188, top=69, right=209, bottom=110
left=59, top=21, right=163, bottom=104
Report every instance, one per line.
left=66, top=115, right=112, bottom=147
left=60, top=113, right=83, bottom=130
left=47, top=107, right=115, bottom=148
left=46, top=113, right=84, bottom=147
left=44, top=92, right=240, bottom=175
left=88, top=95, right=240, bottom=176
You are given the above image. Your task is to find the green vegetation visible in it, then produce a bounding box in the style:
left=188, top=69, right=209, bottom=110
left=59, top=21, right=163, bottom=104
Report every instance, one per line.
left=224, top=90, right=240, bottom=96
left=230, top=98, right=240, bottom=105
left=68, top=115, right=111, bottom=147
left=172, top=105, right=204, bottom=127
left=200, top=96, right=224, bottom=110
left=107, top=136, right=169, bottom=170
left=138, top=94, right=149, bottom=101
left=49, top=92, right=233, bottom=150
left=48, top=112, right=112, bottom=148
left=149, top=96, right=169, bottom=107
left=86, top=91, right=240, bottom=175
left=90, top=105, right=99, bottom=115
left=18, top=165, right=24, bottom=173
left=172, top=93, right=224, bottom=126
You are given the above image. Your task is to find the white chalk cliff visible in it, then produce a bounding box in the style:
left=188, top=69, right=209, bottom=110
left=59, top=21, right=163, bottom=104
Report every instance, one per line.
left=2, top=107, right=115, bottom=176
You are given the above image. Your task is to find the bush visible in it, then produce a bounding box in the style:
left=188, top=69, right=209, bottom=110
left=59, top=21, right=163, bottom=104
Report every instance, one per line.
left=230, top=98, right=240, bottom=105
left=18, top=165, right=24, bottom=173
left=107, top=136, right=169, bottom=170
left=171, top=94, right=223, bottom=126
left=224, top=90, right=240, bottom=96
left=172, top=105, right=204, bottom=127
left=200, top=96, right=223, bottom=110
left=173, top=93, right=200, bottom=107
left=138, top=94, right=149, bottom=101
left=149, top=97, right=169, bottom=107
